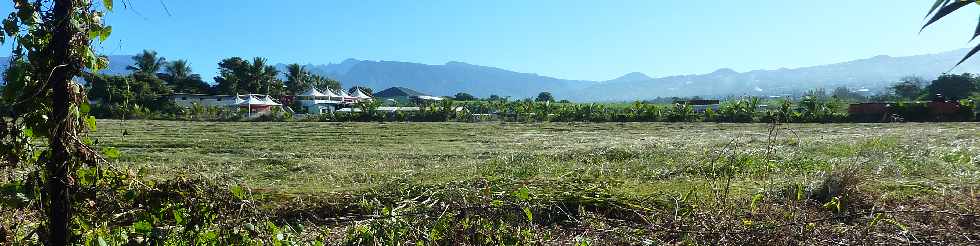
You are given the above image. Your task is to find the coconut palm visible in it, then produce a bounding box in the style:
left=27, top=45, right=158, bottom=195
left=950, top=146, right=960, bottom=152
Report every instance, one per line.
left=127, top=50, right=167, bottom=76
left=164, top=59, right=192, bottom=81
left=309, top=74, right=341, bottom=92
left=285, top=63, right=309, bottom=94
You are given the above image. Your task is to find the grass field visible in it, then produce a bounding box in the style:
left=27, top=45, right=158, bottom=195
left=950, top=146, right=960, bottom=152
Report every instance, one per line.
left=90, top=120, right=980, bottom=244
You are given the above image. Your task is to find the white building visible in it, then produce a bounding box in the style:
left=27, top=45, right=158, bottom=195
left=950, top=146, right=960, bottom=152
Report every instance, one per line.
left=297, top=88, right=343, bottom=114
left=296, top=87, right=374, bottom=114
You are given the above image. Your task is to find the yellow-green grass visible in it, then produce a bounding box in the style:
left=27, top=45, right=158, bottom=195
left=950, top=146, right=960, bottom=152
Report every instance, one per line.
left=93, top=120, right=979, bottom=201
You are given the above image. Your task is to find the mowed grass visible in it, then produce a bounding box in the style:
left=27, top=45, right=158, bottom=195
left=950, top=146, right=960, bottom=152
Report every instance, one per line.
left=92, top=120, right=980, bottom=201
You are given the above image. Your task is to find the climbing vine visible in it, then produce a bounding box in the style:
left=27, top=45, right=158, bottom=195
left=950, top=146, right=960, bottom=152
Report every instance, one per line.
left=1, top=0, right=113, bottom=244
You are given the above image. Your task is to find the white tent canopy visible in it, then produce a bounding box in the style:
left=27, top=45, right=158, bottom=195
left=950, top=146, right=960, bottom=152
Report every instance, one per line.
left=240, top=95, right=266, bottom=105
left=322, top=88, right=341, bottom=98
left=298, top=88, right=328, bottom=98
left=260, top=95, right=281, bottom=106
left=335, top=89, right=350, bottom=97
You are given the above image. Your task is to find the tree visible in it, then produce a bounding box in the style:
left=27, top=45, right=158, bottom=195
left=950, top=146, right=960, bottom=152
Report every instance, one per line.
left=1, top=0, right=113, bottom=244
left=890, top=76, right=926, bottom=100
left=83, top=72, right=133, bottom=105
left=127, top=49, right=167, bottom=76
left=831, top=86, right=865, bottom=101
left=213, top=57, right=283, bottom=95
left=215, top=57, right=248, bottom=94
left=488, top=94, right=507, bottom=102
left=454, top=92, right=476, bottom=101
left=309, top=74, right=342, bottom=92
left=163, top=60, right=210, bottom=94
left=248, top=57, right=283, bottom=96
left=928, top=73, right=978, bottom=100
left=285, top=63, right=309, bottom=94
left=535, top=92, right=554, bottom=102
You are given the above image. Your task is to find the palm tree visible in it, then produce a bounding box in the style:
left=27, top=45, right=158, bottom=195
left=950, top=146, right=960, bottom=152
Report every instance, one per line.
left=126, top=49, right=166, bottom=76
left=165, top=59, right=192, bottom=81
left=923, top=0, right=980, bottom=65
left=285, top=63, right=308, bottom=94
left=263, top=65, right=281, bottom=95
left=309, top=74, right=341, bottom=92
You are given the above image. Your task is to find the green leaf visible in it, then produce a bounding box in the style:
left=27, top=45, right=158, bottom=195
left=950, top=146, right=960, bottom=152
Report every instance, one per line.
left=885, top=218, right=909, bottom=232
left=97, top=236, right=108, bottom=246
left=103, top=0, right=113, bottom=11
left=100, top=26, right=112, bottom=42
left=173, top=209, right=184, bottom=225
left=133, top=220, right=152, bottom=234
left=750, top=193, right=763, bottom=212
left=230, top=185, right=247, bottom=200
left=102, top=147, right=121, bottom=159
left=515, top=187, right=530, bottom=201
left=80, top=102, right=91, bottom=114
left=85, top=116, right=97, bottom=131
left=85, top=48, right=100, bottom=71
left=490, top=200, right=504, bottom=208
left=522, top=207, right=533, bottom=222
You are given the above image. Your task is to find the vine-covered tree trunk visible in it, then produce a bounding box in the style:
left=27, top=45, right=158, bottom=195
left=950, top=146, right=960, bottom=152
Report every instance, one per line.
left=44, top=0, right=81, bottom=244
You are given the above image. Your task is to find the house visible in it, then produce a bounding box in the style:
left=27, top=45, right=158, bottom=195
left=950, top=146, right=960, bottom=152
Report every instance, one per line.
left=374, top=87, right=431, bottom=103
left=296, top=88, right=343, bottom=114
left=296, top=87, right=373, bottom=114
left=374, top=87, right=450, bottom=104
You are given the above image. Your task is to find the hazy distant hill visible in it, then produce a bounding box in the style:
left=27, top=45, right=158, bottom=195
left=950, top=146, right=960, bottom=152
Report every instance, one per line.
left=278, top=60, right=594, bottom=98
left=574, top=49, right=980, bottom=101
left=5, top=48, right=980, bottom=101
left=283, top=48, right=980, bottom=101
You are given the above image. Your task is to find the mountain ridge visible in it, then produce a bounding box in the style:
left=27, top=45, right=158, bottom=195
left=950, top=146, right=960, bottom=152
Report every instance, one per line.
left=4, top=48, right=979, bottom=101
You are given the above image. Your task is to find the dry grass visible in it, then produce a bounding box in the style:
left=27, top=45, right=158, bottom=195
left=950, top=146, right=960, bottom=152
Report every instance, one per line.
left=84, top=120, right=980, bottom=244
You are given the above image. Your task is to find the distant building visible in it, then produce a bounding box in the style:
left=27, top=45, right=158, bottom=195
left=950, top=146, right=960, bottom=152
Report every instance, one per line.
left=296, top=88, right=342, bottom=114
left=170, top=93, right=283, bottom=115
left=296, top=87, right=372, bottom=114
left=374, top=87, right=443, bottom=103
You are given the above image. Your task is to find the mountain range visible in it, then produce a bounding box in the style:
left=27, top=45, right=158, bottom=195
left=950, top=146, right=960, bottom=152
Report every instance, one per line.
left=3, top=48, right=980, bottom=101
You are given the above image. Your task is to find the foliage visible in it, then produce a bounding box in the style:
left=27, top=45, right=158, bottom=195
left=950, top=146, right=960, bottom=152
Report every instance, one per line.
left=0, top=0, right=114, bottom=244
left=126, top=49, right=166, bottom=76
left=927, top=73, right=978, bottom=100
left=890, top=76, right=927, bottom=100
left=214, top=57, right=284, bottom=96
left=454, top=92, right=476, bottom=101
left=162, top=59, right=210, bottom=94
left=535, top=92, right=554, bottom=102
left=84, top=72, right=173, bottom=109
left=309, top=74, right=341, bottom=92
left=831, top=86, right=866, bottom=102
left=284, top=63, right=309, bottom=95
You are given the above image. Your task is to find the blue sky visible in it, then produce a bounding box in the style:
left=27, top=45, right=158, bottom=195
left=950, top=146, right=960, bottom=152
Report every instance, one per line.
left=4, top=0, right=980, bottom=81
